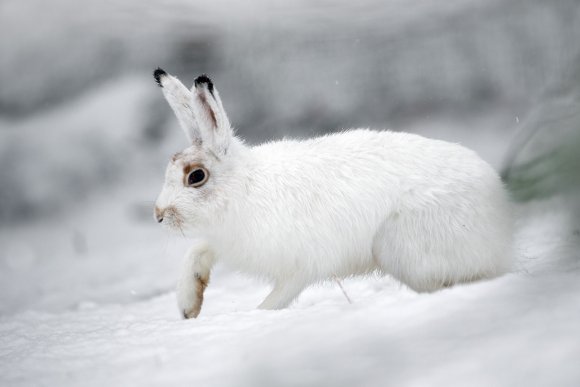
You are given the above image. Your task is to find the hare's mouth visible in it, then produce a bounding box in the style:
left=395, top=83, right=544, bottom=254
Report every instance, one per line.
left=163, top=215, right=184, bottom=230
left=165, top=214, right=186, bottom=233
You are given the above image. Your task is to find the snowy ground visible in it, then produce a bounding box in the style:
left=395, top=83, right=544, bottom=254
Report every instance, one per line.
left=1, top=98, right=579, bottom=386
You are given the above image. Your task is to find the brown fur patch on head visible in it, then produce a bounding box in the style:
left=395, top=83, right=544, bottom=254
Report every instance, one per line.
left=198, top=93, right=218, bottom=129
left=172, top=152, right=184, bottom=162
left=164, top=205, right=178, bottom=218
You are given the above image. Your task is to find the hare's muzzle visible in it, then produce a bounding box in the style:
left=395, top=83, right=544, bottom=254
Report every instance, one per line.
left=153, top=205, right=183, bottom=231
left=154, top=206, right=164, bottom=223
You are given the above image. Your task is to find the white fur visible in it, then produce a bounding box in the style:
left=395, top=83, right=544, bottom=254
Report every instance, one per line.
left=153, top=70, right=514, bottom=317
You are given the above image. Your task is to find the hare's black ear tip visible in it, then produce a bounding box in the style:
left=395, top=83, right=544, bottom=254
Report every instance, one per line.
left=194, top=74, right=214, bottom=92
left=153, top=68, right=167, bottom=87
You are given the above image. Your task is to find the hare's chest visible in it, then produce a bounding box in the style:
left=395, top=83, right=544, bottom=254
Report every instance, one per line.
left=210, top=229, right=298, bottom=277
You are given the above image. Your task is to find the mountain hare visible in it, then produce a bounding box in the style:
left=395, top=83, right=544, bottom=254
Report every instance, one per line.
left=153, top=69, right=513, bottom=318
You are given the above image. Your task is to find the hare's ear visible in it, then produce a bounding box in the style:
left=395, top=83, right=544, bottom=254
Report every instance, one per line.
left=190, top=75, right=233, bottom=155
left=153, top=68, right=202, bottom=145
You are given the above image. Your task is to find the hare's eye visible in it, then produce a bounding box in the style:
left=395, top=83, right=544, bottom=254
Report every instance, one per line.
left=187, top=168, right=208, bottom=188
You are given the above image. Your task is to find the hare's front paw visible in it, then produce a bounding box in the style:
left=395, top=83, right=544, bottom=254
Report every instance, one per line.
left=177, top=273, right=207, bottom=319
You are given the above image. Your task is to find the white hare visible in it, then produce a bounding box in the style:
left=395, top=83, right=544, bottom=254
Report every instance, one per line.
left=153, top=68, right=513, bottom=318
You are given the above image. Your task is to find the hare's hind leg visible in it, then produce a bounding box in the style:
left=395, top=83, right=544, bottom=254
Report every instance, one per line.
left=258, top=280, right=306, bottom=310
left=373, top=210, right=505, bottom=292
left=177, top=242, right=215, bottom=319
left=372, top=214, right=461, bottom=292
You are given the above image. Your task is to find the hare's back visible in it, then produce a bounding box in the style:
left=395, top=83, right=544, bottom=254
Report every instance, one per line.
left=253, top=129, right=492, bottom=189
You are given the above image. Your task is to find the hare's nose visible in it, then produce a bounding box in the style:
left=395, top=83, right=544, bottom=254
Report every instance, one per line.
left=154, top=206, right=164, bottom=223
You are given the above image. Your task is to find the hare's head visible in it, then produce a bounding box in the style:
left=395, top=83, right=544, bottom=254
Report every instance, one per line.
left=153, top=69, right=241, bottom=234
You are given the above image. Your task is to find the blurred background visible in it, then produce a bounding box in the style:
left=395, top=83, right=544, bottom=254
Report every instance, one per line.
left=1, top=0, right=579, bottom=315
